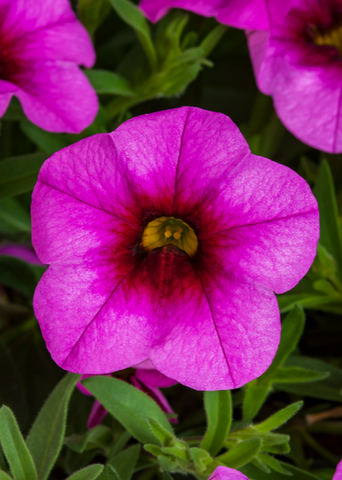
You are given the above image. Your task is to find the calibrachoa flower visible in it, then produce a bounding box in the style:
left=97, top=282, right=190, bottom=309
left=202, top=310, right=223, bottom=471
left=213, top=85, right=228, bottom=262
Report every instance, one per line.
left=31, top=107, right=319, bottom=391
left=246, top=0, right=342, bottom=153
left=0, top=0, right=98, bottom=133
left=0, top=244, right=42, bottom=265
left=78, top=361, right=177, bottom=429
left=139, top=0, right=269, bottom=30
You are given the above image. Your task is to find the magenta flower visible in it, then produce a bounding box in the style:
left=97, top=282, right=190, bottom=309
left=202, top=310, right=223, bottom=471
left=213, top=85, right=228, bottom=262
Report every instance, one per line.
left=0, top=0, right=98, bottom=133
left=139, top=0, right=269, bottom=30
left=334, top=461, right=342, bottom=480
left=78, top=362, right=177, bottom=429
left=0, top=244, right=42, bottom=265
left=209, top=467, right=248, bottom=480
left=247, top=0, right=342, bottom=152
left=31, top=106, right=319, bottom=391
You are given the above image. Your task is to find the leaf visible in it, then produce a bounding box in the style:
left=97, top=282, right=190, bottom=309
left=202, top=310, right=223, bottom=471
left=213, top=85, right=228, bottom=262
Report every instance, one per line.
left=0, top=406, right=37, bottom=480
left=65, top=426, right=113, bottom=454
left=0, top=256, right=37, bottom=297
left=0, top=153, right=48, bottom=199
left=109, top=445, right=141, bottom=480
left=272, top=367, right=329, bottom=383
left=82, top=376, right=173, bottom=445
left=0, top=471, right=13, bottom=480
left=65, top=465, right=104, bottom=480
left=189, top=448, right=213, bottom=473
left=242, top=383, right=269, bottom=425
left=200, top=24, right=228, bottom=56
left=148, top=418, right=174, bottom=446
left=109, top=0, right=157, bottom=68
left=85, top=70, right=135, bottom=97
left=201, top=390, right=232, bottom=456
left=315, top=160, right=342, bottom=281
left=161, top=61, right=202, bottom=96
left=78, top=0, right=110, bottom=37
left=20, top=122, right=69, bottom=154
left=274, top=355, right=342, bottom=402
left=217, top=438, right=261, bottom=469
left=254, top=401, right=303, bottom=432
left=0, top=198, right=31, bottom=233
left=257, top=454, right=292, bottom=476
left=26, top=373, right=80, bottom=480
left=251, top=457, right=270, bottom=473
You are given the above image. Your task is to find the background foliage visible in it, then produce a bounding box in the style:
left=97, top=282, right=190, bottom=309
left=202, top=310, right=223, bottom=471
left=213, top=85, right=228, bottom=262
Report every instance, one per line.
left=0, top=1, right=342, bottom=480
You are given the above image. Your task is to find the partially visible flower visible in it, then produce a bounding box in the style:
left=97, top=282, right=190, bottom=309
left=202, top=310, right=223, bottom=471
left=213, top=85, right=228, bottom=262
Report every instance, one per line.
left=334, top=460, right=342, bottom=480
left=0, top=244, right=42, bottom=265
left=32, top=106, right=319, bottom=391
left=0, top=0, right=98, bottom=133
left=247, top=0, right=342, bottom=153
left=139, top=0, right=269, bottom=30
left=209, top=467, right=248, bottom=480
left=78, top=364, right=177, bottom=429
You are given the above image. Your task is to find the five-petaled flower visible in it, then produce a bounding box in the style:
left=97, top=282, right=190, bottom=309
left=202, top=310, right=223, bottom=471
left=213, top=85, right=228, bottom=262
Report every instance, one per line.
left=247, top=0, right=342, bottom=153
left=0, top=0, right=98, bottom=133
left=31, top=106, right=319, bottom=391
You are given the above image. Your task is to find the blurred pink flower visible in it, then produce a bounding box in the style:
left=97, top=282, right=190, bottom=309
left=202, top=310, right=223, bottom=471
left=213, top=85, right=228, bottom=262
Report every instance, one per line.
left=209, top=467, right=248, bottom=480
left=139, top=0, right=269, bottom=30
left=0, top=244, right=42, bottom=265
left=334, top=460, right=342, bottom=480
left=78, top=363, right=177, bottom=429
left=32, top=106, right=318, bottom=391
left=247, top=0, right=342, bottom=152
left=0, top=0, right=98, bottom=133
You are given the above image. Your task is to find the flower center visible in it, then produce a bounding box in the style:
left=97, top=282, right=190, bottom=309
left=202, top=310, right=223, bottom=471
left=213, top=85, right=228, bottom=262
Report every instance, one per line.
left=310, top=22, right=342, bottom=54
left=141, top=216, right=198, bottom=257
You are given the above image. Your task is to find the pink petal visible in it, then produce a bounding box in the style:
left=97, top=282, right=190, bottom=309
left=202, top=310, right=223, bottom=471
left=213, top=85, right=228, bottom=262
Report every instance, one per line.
left=333, top=461, right=342, bottom=480
left=135, top=366, right=178, bottom=388
left=209, top=467, right=249, bottom=480
left=87, top=399, right=108, bottom=429
left=139, top=0, right=269, bottom=29
left=0, top=245, right=42, bottom=265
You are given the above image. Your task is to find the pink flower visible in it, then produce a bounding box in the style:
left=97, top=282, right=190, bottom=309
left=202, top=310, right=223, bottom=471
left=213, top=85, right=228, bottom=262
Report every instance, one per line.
left=0, top=244, right=42, bottom=265
left=31, top=106, right=319, bottom=391
left=247, top=0, right=342, bottom=153
left=77, top=363, right=177, bottom=429
left=209, top=467, right=248, bottom=480
left=139, top=0, right=269, bottom=30
left=334, top=460, right=342, bottom=480
left=0, top=0, right=98, bottom=133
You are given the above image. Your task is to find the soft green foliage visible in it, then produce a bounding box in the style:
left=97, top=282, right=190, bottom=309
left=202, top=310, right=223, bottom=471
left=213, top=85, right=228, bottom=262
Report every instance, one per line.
left=201, top=390, right=232, bottom=456
left=82, top=376, right=173, bottom=445
left=65, top=426, right=113, bottom=455
left=108, top=445, right=141, bottom=480
left=0, top=406, right=37, bottom=480
left=65, top=464, right=104, bottom=480
left=85, top=70, right=135, bottom=96
left=217, top=438, right=262, bottom=469
left=0, top=198, right=31, bottom=233
left=0, top=153, right=48, bottom=199
left=26, top=373, right=81, bottom=480
left=254, top=402, right=303, bottom=432
left=78, top=0, right=110, bottom=37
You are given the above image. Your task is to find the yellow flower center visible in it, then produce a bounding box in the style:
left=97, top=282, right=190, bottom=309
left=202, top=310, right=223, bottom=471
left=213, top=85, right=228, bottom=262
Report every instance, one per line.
left=141, top=216, right=198, bottom=257
left=311, top=23, right=342, bottom=54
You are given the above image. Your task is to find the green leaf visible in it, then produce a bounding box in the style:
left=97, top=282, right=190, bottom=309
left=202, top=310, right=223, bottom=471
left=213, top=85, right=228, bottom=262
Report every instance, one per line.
left=65, top=426, right=113, bottom=454
left=85, top=70, right=135, bottom=97
left=165, top=48, right=204, bottom=70
left=315, top=160, right=342, bottom=280
left=109, top=0, right=157, bottom=68
left=274, top=355, right=342, bottom=402
left=0, top=256, right=37, bottom=297
left=78, top=0, right=110, bottom=37
left=148, top=418, right=174, bottom=446
left=201, top=390, right=232, bottom=456
left=0, top=198, right=31, bottom=233
left=251, top=457, right=270, bottom=473
left=65, top=464, right=104, bottom=480
left=0, top=471, right=13, bottom=480
left=272, top=367, right=329, bottom=384
left=199, top=24, right=228, bottom=57
left=0, top=406, right=37, bottom=480
left=242, top=384, right=269, bottom=425
left=109, top=445, right=140, bottom=480
left=254, top=401, right=303, bottom=432
left=20, top=122, right=69, bottom=154
left=257, top=454, right=292, bottom=476
left=189, top=448, right=213, bottom=473
left=0, top=153, right=48, bottom=199
left=26, top=373, right=81, bottom=480
left=161, top=61, right=202, bottom=96
left=217, top=438, right=261, bottom=469
left=242, top=462, right=321, bottom=480
left=144, top=444, right=162, bottom=457
left=82, top=376, right=173, bottom=445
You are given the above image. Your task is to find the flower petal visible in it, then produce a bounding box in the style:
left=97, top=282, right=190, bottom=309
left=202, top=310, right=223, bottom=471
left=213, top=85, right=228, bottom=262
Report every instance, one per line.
left=333, top=461, right=342, bottom=480
left=139, top=0, right=270, bottom=29
left=135, top=366, right=177, bottom=388
left=209, top=467, right=249, bottom=480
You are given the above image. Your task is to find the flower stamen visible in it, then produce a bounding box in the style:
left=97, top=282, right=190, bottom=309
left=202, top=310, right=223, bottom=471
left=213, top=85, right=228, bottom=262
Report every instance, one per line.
left=310, top=22, right=342, bottom=55
left=141, top=216, right=198, bottom=257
